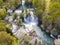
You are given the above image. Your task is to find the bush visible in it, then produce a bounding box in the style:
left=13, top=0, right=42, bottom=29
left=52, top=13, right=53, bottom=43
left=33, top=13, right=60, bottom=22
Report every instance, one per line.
left=0, top=31, right=19, bottom=45
left=0, top=9, right=7, bottom=20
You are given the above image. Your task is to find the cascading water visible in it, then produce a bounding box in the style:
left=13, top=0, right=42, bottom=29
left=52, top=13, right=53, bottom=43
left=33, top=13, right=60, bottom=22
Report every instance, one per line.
left=22, top=0, right=25, bottom=9
left=24, top=11, right=38, bottom=25
left=22, top=0, right=54, bottom=45
left=33, top=25, right=54, bottom=45
left=12, top=0, right=54, bottom=45
left=23, top=10, right=54, bottom=45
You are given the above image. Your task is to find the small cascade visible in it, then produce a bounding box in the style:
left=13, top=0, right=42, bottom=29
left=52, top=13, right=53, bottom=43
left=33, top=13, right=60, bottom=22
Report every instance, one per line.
left=24, top=10, right=38, bottom=25
left=11, top=0, right=54, bottom=45
left=30, top=11, right=35, bottom=22
left=22, top=0, right=25, bottom=9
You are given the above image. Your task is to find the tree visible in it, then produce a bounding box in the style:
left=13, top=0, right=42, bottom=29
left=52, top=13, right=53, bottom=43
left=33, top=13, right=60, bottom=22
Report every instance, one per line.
left=0, top=20, right=13, bottom=35
left=0, top=0, right=3, bottom=8
left=0, top=31, right=19, bottom=45
left=20, top=13, right=24, bottom=21
left=32, top=0, right=45, bottom=21
left=12, top=13, right=17, bottom=20
left=42, top=0, right=60, bottom=36
left=0, top=9, right=7, bottom=20
left=35, top=7, right=44, bottom=20
left=16, top=18, right=23, bottom=26
left=0, top=20, right=6, bottom=31
left=42, top=15, right=53, bottom=30
left=49, top=2, right=60, bottom=15
left=53, top=15, right=60, bottom=34
left=0, top=0, right=21, bottom=10
left=32, top=0, right=38, bottom=8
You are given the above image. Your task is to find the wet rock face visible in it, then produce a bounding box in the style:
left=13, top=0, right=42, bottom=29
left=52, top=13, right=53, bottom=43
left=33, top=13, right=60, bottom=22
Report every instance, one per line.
left=29, top=31, right=37, bottom=37
left=19, top=30, right=42, bottom=45
left=30, top=38, right=41, bottom=45
left=54, top=39, right=60, bottom=45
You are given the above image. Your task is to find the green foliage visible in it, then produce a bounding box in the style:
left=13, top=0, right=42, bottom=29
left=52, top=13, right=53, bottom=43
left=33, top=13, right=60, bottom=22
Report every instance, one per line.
left=0, top=9, right=7, bottom=20
left=32, top=0, right=45, bottom=20
left=0, top=20, right=13, bottom=35
left=0, top=0, right=21, bottom=10
left=32, top=0, right=38, bottom=7
left=32, top=0, right=45, bottom=8
left=42, top=0, right=60, bottom=35
left=53, top=15, right=60, bottom=33
left=0, top=21, right=6, bottom=31
left=0, top=31, right=19, bottom=45
left=49, top=2, right=60, bottom=12
left=51, top=0, right=60, bottom=2
left=26, top=12, right=30, bottom=17
left=35, top=7, right=44, bottom=19
left=20, top=13, right=24, bottom=19
left=42, top=15, right=53, bottom=26
left=16, top=18, right=23, bottom=26
left=13, top=13, right=17, bottom=20
left=6, top=24, right=13, bottom=35
left=42, top=14, right=60, bottom=35
left=10, top=0, right=21, bottom=10
left=52, top=11, right=60, bottom=15
left=0, top=0, right=3, bottom=8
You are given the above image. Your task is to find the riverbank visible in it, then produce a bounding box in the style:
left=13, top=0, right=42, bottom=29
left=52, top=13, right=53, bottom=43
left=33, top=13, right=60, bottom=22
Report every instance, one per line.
left=54, top=39, right=60, bottom=45
left=18, top=30, right=42, bottom=45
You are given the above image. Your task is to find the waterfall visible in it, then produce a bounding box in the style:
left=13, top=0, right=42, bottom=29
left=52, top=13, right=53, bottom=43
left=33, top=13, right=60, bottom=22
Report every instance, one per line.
left=24, top=10, right=38, bottom=25
left=22, top=0, right=54, bottom=45
left=22, top=0, right=25, bottom=8
left=12, top=0, right=54, bottom=45
left=23, top=10, right=54, bottom=45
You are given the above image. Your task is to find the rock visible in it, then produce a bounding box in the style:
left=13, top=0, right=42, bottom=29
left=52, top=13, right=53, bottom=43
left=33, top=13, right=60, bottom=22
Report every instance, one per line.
left=54, top=39, right=60, bottom=45
left=58, top=35, right=60, bottom=38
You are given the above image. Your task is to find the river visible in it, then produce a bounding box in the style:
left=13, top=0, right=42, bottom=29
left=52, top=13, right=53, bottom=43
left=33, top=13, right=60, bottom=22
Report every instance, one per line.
left=11, top=0, right=54, bottom=45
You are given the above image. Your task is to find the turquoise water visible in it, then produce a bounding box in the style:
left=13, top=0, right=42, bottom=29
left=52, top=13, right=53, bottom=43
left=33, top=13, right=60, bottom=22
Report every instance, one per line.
left=33, top=26, right=54, bottom=45
left=15, top=0, right=55, bottom=45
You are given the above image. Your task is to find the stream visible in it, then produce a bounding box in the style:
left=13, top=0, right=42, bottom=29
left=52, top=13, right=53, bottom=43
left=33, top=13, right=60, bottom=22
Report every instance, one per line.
left=8, top=0, right=54, bottom=45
